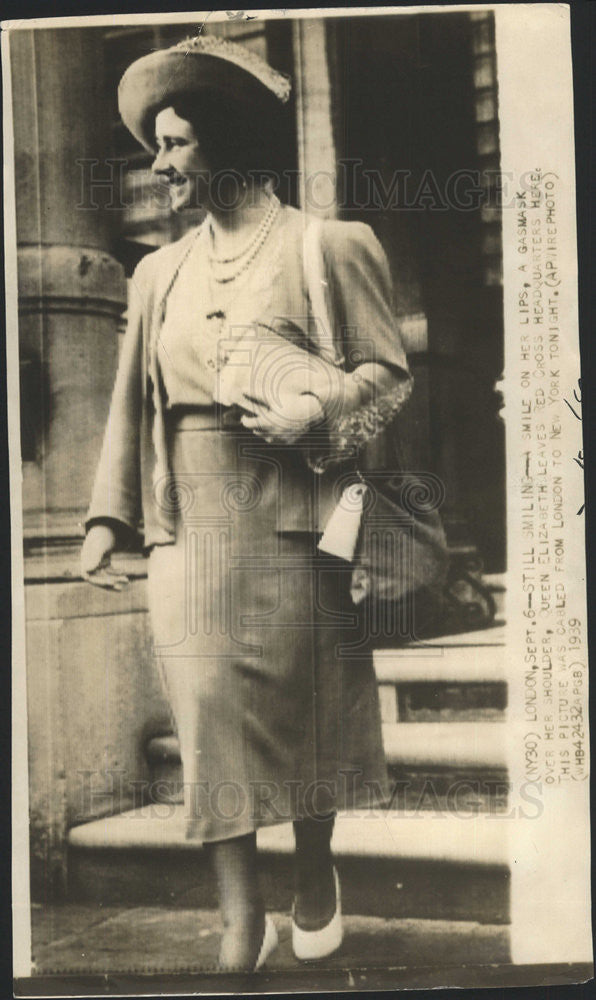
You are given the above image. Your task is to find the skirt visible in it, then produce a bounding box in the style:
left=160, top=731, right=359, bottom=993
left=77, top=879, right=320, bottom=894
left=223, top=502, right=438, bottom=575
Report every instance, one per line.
left=147, top=411, right=389, bottom=841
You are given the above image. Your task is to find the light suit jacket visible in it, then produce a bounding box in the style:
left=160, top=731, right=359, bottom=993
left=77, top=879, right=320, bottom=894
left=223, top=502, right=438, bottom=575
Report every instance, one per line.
left=86, top=209, right=411, bottom=549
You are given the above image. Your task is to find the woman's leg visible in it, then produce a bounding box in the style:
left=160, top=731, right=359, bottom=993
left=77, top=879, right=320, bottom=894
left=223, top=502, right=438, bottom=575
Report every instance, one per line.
left=292, top=813, right=337, bottom=929
left=207, top=832, right=266, bottom=970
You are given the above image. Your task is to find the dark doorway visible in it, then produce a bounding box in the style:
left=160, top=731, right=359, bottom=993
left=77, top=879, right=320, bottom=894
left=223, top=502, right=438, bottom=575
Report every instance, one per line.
left=329, top=11, right=505, bottom=573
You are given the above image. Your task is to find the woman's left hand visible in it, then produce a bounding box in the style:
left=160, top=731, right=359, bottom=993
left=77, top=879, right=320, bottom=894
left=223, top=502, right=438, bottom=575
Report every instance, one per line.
left=240, top=391, right=325, bottom=444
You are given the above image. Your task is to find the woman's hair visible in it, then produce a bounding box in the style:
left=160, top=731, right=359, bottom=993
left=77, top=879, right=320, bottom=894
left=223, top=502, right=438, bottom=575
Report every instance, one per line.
left=164, top=89, right=286, bottom=183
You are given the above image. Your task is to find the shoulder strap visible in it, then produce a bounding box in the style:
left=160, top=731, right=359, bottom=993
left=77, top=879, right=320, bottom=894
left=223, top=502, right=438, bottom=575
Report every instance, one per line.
left=303, top=217, right=341, bottom=365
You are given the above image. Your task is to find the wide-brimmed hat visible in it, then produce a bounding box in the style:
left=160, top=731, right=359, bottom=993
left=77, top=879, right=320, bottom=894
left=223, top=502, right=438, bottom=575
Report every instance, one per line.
left=118, top=34, right=292, bottom=153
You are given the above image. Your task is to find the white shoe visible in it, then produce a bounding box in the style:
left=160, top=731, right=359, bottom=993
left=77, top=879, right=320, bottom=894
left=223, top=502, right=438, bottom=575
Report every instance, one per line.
left=254, top=915, right=279, bottom=970
left=292, top=867, right=343, bottom=961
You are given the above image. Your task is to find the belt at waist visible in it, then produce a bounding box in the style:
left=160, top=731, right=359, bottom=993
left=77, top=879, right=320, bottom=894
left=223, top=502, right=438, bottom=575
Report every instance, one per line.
left=167, top=403, right=245, bottom=431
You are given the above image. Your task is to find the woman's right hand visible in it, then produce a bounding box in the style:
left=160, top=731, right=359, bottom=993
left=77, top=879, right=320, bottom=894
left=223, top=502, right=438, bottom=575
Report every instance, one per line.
left=81, top=524, right=129, bottom=591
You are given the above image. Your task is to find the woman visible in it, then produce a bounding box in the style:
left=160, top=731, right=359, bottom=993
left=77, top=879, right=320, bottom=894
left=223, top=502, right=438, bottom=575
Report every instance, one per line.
left=81, top=34, right=413, bottom=972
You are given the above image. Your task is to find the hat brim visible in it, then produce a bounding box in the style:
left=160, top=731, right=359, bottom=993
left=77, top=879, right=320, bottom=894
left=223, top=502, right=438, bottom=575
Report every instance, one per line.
left=118, top=49, right=281, bottom=153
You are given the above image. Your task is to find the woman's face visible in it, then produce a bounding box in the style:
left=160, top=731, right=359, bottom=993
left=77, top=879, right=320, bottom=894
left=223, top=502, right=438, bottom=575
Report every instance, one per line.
left=152, top=106, right=210, bottom=212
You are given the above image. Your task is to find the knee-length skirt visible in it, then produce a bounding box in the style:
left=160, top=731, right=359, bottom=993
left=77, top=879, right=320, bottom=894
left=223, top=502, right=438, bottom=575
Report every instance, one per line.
left=147, top=413, right=389, bottom=841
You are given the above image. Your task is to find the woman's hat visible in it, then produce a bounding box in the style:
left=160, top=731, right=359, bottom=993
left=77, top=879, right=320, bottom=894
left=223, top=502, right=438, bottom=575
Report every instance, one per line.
left=118, top=34, right=292, bottom=153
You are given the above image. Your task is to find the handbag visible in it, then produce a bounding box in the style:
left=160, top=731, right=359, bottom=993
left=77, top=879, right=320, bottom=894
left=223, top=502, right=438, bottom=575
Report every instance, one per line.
left=348, top=465, right=449, bottom=605
left=303, top=216, right=449, bottom=605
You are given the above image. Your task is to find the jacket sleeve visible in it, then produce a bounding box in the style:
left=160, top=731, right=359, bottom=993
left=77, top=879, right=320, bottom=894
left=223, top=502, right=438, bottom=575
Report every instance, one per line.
left=85, top=257, right=149, bottom=541
left=323, top=219, right=410, bottom=380
left=309, top=220, right=413, bottom=464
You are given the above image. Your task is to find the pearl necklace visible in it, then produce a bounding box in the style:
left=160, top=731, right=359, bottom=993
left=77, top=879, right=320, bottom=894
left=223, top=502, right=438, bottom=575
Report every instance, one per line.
left=208, top=195, right=281, bottom=284
left=208, top=193, right=279, bottom=265
left=156, top=197, right=280, bottom=330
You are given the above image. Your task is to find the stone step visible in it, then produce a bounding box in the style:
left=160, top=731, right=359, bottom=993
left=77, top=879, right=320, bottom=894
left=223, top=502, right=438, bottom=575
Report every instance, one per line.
left=67, top=807, right=510, bottom=924
left=373, top=626, right=505, bottom=684
left=383, top=721, right=506, bottom=769
left=375, top=625, right=506, bottom=723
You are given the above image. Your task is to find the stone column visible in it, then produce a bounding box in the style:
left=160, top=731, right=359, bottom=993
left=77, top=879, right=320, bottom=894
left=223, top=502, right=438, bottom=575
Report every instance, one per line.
left=292, top=20, right=338, bottom=218
left=9, top=28, right=171, bottom=898
left=11, top=27, right=127, bottom=534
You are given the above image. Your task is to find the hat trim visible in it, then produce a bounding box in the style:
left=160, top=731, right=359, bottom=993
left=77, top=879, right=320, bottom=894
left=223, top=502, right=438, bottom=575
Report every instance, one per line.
left=172, top=34, right=291, bottom=104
